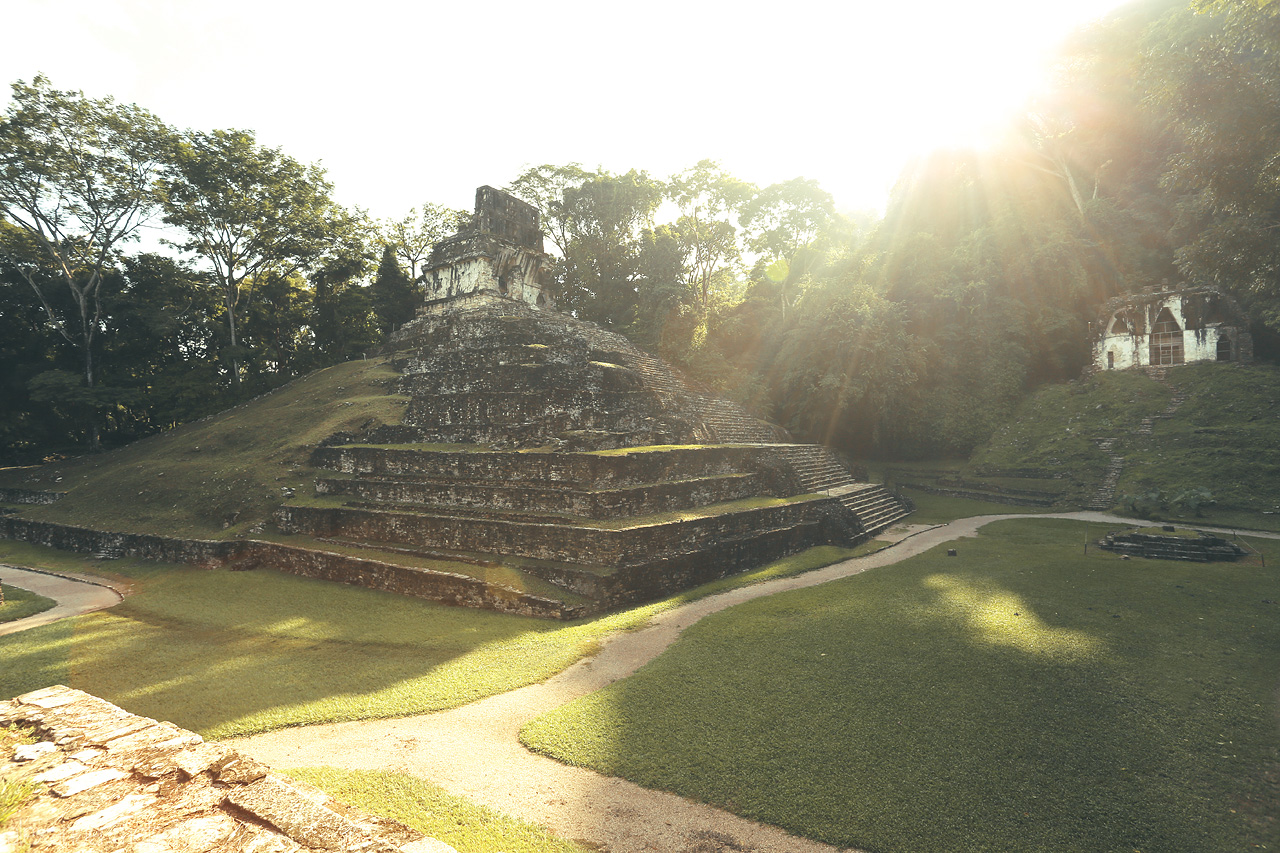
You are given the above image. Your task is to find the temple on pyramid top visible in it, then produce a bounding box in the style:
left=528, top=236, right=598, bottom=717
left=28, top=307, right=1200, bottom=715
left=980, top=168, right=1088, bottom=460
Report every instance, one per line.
left=420, top=186, right=552, bottom=313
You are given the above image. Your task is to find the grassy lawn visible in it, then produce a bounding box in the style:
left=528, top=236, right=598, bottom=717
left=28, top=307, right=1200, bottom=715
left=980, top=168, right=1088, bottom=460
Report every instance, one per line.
left=0, top=584, right=56, bottom=623
left=900, top=487, right=1044, bottom=525
left=285, top=768, right=589, bottom=853
left=521, top=518, right=1280, bottom=853
left=0, top=539, right=861, bottom=740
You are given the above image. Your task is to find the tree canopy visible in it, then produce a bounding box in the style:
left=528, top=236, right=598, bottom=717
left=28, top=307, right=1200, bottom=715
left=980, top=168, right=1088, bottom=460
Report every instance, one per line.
left=3, top=0, right=1278, bottom=463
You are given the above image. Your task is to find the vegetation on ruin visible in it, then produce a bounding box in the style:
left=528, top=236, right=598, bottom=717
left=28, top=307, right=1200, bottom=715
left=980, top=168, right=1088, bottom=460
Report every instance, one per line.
left=0, top=538, right=861, bottom=739
left=284, top=768, right=590, bottom=853
left=0, top=584, right=55, bottom=624
left=521, top=518, right=1280, bottom=853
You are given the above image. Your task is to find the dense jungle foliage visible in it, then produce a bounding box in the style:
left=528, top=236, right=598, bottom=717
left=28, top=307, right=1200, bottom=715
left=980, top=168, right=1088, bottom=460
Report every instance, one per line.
left=2, top=0, right=1277, bottom=463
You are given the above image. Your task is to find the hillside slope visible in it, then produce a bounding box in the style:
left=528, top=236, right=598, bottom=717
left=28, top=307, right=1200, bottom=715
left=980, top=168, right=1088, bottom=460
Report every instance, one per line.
left=967, top=362, right=1280, bottom=527
left=0, top=359, right=407, bottom=539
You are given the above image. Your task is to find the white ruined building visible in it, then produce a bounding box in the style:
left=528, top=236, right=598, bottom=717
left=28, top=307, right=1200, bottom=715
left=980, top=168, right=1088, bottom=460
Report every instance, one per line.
left=1091, top=286, right=1252, bottom=372
left=420, top=186, right=552, bottom=314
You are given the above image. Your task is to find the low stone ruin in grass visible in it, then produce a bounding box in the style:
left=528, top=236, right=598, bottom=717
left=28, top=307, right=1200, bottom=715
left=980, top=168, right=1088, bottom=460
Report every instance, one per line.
left=1097, top=526, right=1248, bottom=562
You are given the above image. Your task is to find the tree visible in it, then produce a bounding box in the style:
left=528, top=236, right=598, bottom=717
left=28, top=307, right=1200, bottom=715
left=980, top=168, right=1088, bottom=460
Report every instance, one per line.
left=739, top=177, right=834, bottom=260
left=370, top=245, right=417, bottom=335
left=668, top=160, right=755, bottom=308
left=557, top=170, right=665, bottom=326
left=163, top=129, right=352, bottom=388
left=507, top=163, right=592, bottom=257
left=1144, top=0, right=1280, bottom=325
left=379, top=203, right=466, bottom=284
left=0, top=76, right=173, bottom=446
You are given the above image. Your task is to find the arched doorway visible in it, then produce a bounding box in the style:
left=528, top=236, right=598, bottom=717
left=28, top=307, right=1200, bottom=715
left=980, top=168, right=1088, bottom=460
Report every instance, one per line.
left=1217, top=334, right=1233, bottom=361
left=1149, top=307, right=1184, bottom=366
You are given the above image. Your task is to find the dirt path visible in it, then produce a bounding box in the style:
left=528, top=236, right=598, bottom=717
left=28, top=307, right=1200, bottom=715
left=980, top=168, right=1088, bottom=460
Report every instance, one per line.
left=228, top=512, right=1275, bottom=853
left=0, top=564, right=123, bottom=637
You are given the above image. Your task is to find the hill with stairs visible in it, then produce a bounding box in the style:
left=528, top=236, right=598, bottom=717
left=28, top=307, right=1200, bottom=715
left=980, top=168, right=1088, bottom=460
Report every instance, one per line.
left=893, top=362, right=1280, bottom=530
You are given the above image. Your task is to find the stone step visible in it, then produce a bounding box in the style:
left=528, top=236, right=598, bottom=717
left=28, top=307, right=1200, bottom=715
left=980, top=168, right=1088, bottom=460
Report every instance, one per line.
left=316, top=471, right=765, bottom=520
left=277, top=496, right=856, bottom=573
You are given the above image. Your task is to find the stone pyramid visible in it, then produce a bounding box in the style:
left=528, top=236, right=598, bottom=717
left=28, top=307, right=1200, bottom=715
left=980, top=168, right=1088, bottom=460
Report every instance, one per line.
left=274, top=188, right=912, bottom=616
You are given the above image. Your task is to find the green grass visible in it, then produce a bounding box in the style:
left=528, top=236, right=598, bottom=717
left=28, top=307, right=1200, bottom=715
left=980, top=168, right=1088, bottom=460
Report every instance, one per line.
left=0, top=584, right=56, bottom=623
left=284, top=768, right=588, bottom=853
left=1115, top=364, right=1280, bottom=524
left=900, top=487, right=1044, bottom=525
left=0, top=359, right=407, bottom=539
left=521, top=518, right=1280, bottom=853
left=967, top=363, right=1280, bottom=528
left=0, top=537, right=862, bottom=740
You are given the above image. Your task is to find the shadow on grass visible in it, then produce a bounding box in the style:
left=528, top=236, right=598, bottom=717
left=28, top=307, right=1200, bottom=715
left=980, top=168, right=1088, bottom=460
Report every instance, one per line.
left=523, top=518, right=1280, bottom=853
left=0, top=538, right=864, bottom=741
left=0, top=548, right=614, bottom=739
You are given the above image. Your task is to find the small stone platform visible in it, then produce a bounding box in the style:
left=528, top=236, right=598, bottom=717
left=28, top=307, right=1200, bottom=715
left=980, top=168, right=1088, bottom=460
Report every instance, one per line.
left=0, top=685, right=452, bottom=853
left=1097, top=527, right=1248, bottom=562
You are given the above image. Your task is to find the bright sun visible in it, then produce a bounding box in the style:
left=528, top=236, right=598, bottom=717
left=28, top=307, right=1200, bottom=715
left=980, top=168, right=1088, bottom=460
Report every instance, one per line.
left=0, top=0, right=1129, bottom=216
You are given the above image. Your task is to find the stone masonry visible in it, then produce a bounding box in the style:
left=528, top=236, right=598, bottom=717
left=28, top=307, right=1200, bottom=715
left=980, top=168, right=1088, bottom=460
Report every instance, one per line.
left=0, top=685, right=455, bottom=853
left=270, top=187, right=913, bottom=614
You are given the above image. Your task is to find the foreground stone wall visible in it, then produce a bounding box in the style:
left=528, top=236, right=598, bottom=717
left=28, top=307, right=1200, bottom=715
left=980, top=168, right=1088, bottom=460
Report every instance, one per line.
left=0, top=685, right=453, bottom=853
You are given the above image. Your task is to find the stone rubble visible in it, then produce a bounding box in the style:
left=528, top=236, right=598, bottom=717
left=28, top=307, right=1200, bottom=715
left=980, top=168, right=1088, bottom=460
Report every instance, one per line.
left=0, top=685, right=455, bottom=853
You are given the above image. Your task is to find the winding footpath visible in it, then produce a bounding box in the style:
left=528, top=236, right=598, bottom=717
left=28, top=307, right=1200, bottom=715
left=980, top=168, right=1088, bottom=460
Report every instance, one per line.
left=228, top=511, right=1279, bottom=853
left=0, top=564, right=123, bottom=637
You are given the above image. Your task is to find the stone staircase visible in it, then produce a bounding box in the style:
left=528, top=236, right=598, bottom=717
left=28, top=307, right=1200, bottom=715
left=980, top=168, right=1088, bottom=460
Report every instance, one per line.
left=758, top=444, right=913, bottom=535
left=1087, top=372, right=1188, bottom=511
left=1086, top=438, right=1125, bottom=511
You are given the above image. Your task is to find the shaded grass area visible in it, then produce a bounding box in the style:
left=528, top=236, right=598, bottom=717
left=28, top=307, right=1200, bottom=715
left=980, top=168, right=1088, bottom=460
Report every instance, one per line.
left=0, top=584, right=56, bottom=623
left=1115, top=364, right=1280, bottom=529
left=970, top=370, right=1172, bottom=500
left=284, top=768, right=588, bottom=853
left=900, top=488, right=1043, bottom=525
left=967, top=363, right=1280, bottom=530
left=0, top=359, right=406, bottom=540
left=522, top=519, right=1280, bottom=853
left=0, top=538, right=860, bottom=740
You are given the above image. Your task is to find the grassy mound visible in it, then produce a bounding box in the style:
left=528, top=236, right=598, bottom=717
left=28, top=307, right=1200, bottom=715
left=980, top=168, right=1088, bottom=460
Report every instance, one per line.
left=968, top=363, right=1280, bottom=525
left=521, top=518, right=1280, bottom=853
left=0, top=358, right=407, bottom=540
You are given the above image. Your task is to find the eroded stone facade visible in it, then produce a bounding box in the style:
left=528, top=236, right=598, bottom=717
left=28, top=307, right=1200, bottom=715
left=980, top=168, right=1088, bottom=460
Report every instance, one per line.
left=1092, top=286, right=1252, bottom=372
left=421, top=187, right=551, bottom=312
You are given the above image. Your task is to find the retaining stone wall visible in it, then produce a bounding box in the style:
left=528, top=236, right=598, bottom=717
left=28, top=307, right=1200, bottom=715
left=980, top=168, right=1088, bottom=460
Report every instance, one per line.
left=315, top=472, right=766, bottom=518
left=0, top=517, right=573, bottom=619
left=276, top=498, right=852, bottom=569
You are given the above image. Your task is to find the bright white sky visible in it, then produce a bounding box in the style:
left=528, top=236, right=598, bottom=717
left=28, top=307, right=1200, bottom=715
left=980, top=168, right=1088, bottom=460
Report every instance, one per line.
left=5, top=0, right=1131, bottom=221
